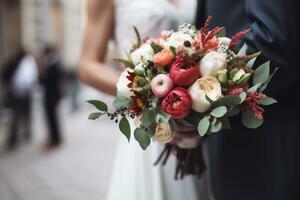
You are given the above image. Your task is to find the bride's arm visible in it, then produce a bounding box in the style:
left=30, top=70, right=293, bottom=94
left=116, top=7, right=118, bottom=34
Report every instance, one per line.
left=79, top=0, right=120, bottom=96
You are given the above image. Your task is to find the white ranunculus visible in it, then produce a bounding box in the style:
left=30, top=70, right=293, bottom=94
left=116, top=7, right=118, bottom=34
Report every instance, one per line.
left=188, top=76, right=222, bottom=113
left=165, top=32, right=193, bottom=49
left=200, top=51, right=227, bottom=77
left=116, top=69, right=134, bottom=98
left=153, top=123, right=175, bottom=144
left=130, top=43, right=154, bottom=65
left=218, top=37, right=231, bottom=46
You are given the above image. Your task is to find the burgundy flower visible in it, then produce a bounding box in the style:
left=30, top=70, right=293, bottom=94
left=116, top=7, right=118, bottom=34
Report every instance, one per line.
left=169, top=51, right=200, bottom=87
left=160, top=87, right=192, bottom=119
left=130, top=94, right=146, bottom=116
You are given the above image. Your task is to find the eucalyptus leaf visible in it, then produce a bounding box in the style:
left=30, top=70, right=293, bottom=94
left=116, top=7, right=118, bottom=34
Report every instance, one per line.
left=141, top=108, right=157, bottom=127
left=113, top=96, right=132, bottom=110
left=227, top=107, right=241, bottom=117
left=237, top=43, right=248, bottom=56
left=144, top=123, right=156, bottom=137
left=210, top=106, right=227, bottom=118
left=241, top=109, right=264, bottom=129
left=246, top=56, right=258, bottom=68
left=87, top=100, right=108, bottom=112
left=239, top=92, right=247, bottom=103
left=259, top=97, right=277, bottom=106
left=156, top=111, right=171, bottom=124
left=88, top=112, right=105, bottom=120
left=209, top=120, right=222, bottom=133
left=198, top=116, right=210, bottom=136
left=220, top=117, right=231, bottom=130
left=259, top=67, right=279, bottom=92
left=119, top=117, right=131, bottom=142
left=248, top=83, right=262, bottom=93
left=134, top=128, right=151, bottom=150
left=253, top=61, right=270, bottom=85
left=213, top=95, right=241, bottom=107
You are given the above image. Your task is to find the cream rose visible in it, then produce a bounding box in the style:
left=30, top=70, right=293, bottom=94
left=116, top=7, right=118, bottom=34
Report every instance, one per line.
left=130, top=43, right=154, bottom=65
left=116, top=69, right=134, bottom=98
left=188, top=76, right=222, bottom=113
left=153, top=123, right=175, bottom=144
left=200, top=52, right=227, bottom=77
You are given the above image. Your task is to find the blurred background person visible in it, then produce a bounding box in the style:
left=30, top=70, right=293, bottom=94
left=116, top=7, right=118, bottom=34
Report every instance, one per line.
left=80, top=0, right=214, bottom=200
left=40, top=45, right=65, bottom=148
left=1, top=48, right=38, bottom=149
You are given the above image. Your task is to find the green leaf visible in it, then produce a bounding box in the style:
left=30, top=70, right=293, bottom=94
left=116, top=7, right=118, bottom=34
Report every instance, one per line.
left=113, top=57, right=134, bottom=68
left=141, top=108, right=157, bottom=127
left=209, top=119, right=222, bottom=133
left=169, top=46, right=176, bottom=56
left=133, top=26, right=141, bottom=46
left=198, top=116, right=210, bottom=136
left=241, top=109, right=264, bottom=129
left=246, top=56, right=257, bottom=68
left=150, top=42, right=163, bottom=53
left=113, top=96, right=132, bottom=110
left=213, top=95, right=242, bottom=107
left=217, top=27, right=226, bottom=37
left=210, top=106, right=227, bottom=118
left=87, top=100, right=108, bottom=112
left=88, top=112, right=105, bottom=120
left=144, top=123, right=156, bottom=137
left=259, top=67, right=279, bottom=92
left=134, top=128, right=151, bottom=150
left=237, top=43, right=248, bottom=56
left=239, top=92, right=247, bottom=103
left=248, top=83, right=262, bottom=93
left=156, top=111, right=171, bottom=124
left=227, top=107, right=240, bottom=117
left=220, top=117, right=231, bottom=130
left=119, top=117, right=131, bottom=142
left=259, top=97, right=277, bottom=106
left=253, top=61, right=270, bottom=85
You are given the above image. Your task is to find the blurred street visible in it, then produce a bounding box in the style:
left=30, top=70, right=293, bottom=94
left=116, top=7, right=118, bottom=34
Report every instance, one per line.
left=0, top=87, right=118, bottom=200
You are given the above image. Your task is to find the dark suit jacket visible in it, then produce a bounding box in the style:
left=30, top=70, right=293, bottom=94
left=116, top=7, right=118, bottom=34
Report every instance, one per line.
left=195, top=1, right=300, bottom=200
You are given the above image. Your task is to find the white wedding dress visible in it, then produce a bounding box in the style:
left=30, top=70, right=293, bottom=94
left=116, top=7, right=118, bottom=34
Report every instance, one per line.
left=107, top=0, right=214, bottom=199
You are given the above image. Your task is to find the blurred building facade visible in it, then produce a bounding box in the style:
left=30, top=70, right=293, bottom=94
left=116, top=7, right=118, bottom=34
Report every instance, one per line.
left=0, top=0, right=86, bottom=70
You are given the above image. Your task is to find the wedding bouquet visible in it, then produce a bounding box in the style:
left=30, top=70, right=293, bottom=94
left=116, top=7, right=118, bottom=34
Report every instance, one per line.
left=88, top=16, right=278, bottom=179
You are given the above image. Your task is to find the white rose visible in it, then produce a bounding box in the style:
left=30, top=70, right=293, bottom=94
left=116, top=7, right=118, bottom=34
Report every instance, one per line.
left=200, top=51, right=227, bottom=77
left=116, top=69, right=134, bottom=98
left=218, top=37, right=231, bottom=46
left=130, top=43, right=154, bottom=65
left=188, top=76, right=222, bottom=113
left=165, top=32, right=193, bottom=49
left=153, top=123, right=175, bottom=144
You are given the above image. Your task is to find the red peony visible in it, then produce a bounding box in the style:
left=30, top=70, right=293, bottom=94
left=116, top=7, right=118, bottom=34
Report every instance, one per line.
left=160, top=87, right=192, bottom=119
left=169, top=51, right=200, bottom=86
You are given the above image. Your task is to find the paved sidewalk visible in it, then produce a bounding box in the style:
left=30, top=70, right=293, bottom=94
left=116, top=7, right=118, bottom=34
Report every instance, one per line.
left=0, top=90, right=119, bottom=200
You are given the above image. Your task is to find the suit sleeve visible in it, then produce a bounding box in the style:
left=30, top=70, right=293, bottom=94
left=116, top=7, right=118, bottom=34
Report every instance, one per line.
left=241, top=0, right=300, bottom=95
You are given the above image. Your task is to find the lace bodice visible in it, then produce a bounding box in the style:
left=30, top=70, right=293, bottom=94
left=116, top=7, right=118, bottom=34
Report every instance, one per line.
left=114, top=0, right=197, bottom=55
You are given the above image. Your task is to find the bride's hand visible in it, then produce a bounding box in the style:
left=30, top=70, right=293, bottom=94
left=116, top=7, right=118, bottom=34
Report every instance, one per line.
left=169, top=120, right=200, bottom=144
